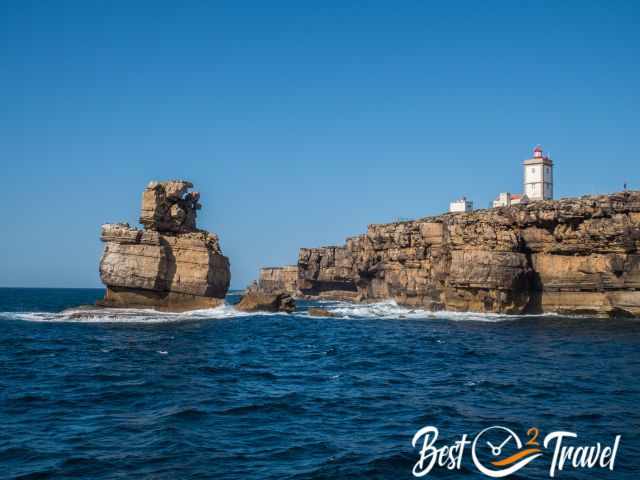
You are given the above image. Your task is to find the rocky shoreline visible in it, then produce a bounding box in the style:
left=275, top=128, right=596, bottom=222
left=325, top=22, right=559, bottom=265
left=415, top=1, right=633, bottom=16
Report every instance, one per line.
left=257, top=191, right=640, bottom=317
left=94, top=183, right=640, bottom=317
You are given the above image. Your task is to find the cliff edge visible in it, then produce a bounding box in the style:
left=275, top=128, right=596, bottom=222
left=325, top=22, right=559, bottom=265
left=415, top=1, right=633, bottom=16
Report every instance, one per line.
left=97, top=180, right=230, bottom=311
left=295, top=191, right=640, bottom=316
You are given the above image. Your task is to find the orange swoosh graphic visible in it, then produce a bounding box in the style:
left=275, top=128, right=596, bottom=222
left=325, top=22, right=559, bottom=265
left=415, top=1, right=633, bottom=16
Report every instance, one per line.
left=491, top=448, right=542, bottom=467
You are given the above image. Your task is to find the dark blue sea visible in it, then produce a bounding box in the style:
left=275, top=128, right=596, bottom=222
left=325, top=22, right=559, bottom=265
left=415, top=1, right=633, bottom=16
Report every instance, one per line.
left=1, top=288, right=639, bottom=479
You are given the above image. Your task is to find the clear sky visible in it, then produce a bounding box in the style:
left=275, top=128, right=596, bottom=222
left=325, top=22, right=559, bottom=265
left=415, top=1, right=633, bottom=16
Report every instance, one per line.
left=1, top=1, right=639, bottom=289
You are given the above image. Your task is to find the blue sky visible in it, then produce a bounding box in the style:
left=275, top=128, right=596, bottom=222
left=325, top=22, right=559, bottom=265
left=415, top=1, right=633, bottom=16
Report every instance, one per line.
left=1, top=1, right=639, bottom=288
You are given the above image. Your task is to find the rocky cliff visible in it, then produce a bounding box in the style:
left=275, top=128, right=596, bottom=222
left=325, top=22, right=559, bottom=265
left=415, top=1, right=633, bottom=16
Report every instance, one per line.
left=98, top=181, right=230, bottom=311
left=296, top=192, right=640, bottom=316
left=298, top=246, right=360, bottom=300
left=256, top=266, right=299, bottom=295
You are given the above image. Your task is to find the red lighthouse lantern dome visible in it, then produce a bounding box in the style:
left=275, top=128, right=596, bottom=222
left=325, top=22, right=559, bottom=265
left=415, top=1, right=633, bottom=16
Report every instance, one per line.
left=533, top=145, right=543, bottom=158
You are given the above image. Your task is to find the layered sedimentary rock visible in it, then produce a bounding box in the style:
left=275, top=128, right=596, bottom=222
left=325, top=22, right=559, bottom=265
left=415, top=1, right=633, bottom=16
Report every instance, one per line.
left=98, top=181, right=230, bottom=311
left=256, top=266, right=299, bottom=295
left=297, top=245, right=360, bottom=300
left=296, top=191, right=640, bottom=316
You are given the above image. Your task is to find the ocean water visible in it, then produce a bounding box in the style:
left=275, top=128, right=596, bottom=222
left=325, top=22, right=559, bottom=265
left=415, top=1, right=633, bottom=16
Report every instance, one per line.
left=1, top=288, right=639, bottom=479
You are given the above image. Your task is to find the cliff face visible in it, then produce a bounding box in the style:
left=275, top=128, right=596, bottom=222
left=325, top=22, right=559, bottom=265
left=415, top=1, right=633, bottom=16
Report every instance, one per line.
left=257, top=266, right=299, bottom=295
left=296, top=192, right=640, bottom=316
left=98, top=181, right=230, bottom=311
left=298, top=246, right=360, bottom=300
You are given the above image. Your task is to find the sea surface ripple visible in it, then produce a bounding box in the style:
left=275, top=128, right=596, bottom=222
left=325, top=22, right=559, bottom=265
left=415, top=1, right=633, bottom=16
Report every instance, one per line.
left=1, top=288, right=639, bottom=479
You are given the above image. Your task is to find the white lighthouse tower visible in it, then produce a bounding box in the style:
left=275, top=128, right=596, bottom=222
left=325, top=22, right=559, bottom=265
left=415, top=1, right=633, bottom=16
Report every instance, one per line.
left=523, top=145, right=553, bottom=201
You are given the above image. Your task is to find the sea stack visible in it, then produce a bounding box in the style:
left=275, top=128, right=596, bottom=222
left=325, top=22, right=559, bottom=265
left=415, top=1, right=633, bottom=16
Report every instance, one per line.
left=97, top=180, right=230, bottom=311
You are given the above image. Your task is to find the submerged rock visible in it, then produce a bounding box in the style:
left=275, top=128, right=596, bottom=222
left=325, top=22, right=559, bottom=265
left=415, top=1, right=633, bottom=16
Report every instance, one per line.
left=97, top=181, right=230, bottom=312
left=307, top=308, right=337, bottom=317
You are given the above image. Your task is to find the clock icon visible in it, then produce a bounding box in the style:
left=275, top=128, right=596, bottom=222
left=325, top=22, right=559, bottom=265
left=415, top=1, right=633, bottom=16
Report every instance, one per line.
left=471, top=426, right=542, bottom=478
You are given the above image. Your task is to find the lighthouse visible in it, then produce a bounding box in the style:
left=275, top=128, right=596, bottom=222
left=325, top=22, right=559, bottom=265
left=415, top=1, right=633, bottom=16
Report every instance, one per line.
left=523, top=145, right=553, bottom=201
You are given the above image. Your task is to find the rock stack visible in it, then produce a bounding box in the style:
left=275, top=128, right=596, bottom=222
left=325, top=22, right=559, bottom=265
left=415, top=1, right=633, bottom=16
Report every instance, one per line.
left=97, top=180, right=230, bottom=311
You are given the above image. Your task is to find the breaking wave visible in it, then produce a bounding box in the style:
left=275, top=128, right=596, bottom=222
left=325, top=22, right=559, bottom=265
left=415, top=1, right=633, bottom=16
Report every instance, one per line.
left=1, top=297, right=562, bottom=324
left=0, top=303, right=266, bottom=323
left=0, top=299, right=554, bottom=324
left=305, top=299, right=539, bottom=322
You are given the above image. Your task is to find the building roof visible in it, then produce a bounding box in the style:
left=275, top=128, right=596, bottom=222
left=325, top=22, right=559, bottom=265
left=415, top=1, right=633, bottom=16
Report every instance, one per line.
left=533, top=145, right=543, bottom=152
left=524, top=156, right=553, bottom=165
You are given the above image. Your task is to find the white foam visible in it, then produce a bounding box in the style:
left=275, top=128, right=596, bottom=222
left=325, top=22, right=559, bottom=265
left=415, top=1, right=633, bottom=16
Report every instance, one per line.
left=1, top=299, right=561, bottom=324
left=305, top=299, right=531, bottom=322
left=0, top=303, right=276, bottom=324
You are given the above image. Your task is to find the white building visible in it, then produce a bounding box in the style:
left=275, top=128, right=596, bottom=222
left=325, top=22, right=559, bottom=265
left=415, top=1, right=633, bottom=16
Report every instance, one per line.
left=492, top=192, right=528, bottom=208
left=449, top=197, right=473, bottom=213
left=492, top=146, right=554, bottom=207
left=524, top=145, right=553, bottom=200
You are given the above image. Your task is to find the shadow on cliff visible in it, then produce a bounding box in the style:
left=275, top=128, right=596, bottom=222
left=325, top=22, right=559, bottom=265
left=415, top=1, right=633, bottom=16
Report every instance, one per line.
left=157, top=237, right=177, bottom=296
left=522, top=251, right=543, bottom=314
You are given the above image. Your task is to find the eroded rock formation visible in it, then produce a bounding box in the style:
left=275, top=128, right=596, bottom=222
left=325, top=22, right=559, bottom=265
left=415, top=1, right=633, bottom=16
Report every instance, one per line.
left=298, top=245, right=360, bottom=301
left=98, top=181, right=230, bottom=311
left=295, top=192, right=640, bottom=316
left=235, top=285, right=295, bottom=313
left=256, top=266, right=299, bottom=295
